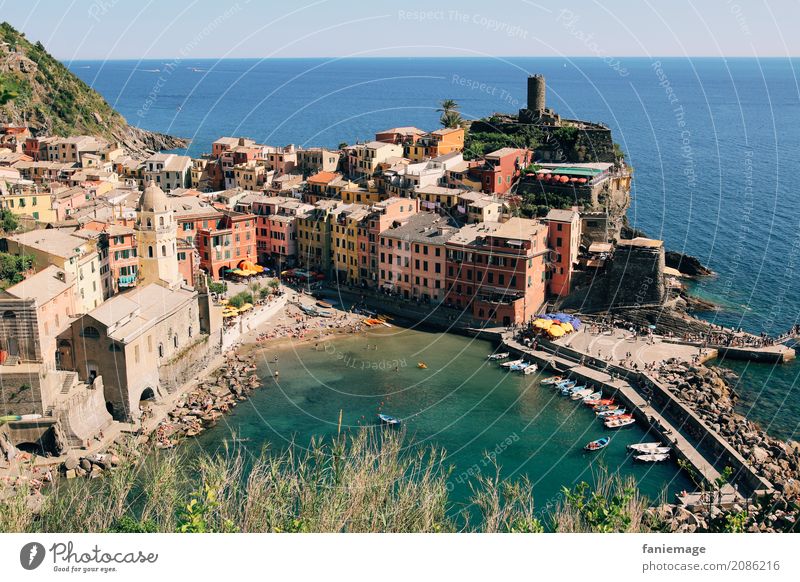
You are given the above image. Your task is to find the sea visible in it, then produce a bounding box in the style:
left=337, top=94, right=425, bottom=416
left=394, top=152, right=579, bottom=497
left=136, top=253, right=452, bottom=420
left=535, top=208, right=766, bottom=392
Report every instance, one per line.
left=67, top=57, right=800, bottom=506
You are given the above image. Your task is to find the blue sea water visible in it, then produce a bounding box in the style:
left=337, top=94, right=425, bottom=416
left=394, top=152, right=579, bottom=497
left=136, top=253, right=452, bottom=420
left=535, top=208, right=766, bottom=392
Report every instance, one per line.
left=68, top=57, right=800, bottom=440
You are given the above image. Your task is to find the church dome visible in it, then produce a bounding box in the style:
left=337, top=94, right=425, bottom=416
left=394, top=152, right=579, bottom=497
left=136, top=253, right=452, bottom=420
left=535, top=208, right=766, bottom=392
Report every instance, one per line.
left=138, top=181, right=169, bottom=213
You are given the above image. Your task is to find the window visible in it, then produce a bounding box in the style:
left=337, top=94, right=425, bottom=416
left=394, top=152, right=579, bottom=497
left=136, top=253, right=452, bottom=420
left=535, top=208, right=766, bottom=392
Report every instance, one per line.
left=162, top=245, right=167, bottom=257
left=81, top=326, right=100, bottom=339
left=108, top=342, right=122, bottom=352
left=148, top=246, right=153, bottom=258
left=158, top=343, right=164, bottom=358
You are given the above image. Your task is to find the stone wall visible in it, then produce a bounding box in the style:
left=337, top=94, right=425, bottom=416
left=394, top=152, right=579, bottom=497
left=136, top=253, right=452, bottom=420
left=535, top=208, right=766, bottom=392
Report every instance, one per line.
left=158, top=334, right=218, bottom=394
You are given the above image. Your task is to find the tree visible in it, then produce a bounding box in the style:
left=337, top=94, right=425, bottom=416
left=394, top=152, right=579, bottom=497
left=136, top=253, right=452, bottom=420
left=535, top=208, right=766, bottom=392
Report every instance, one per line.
left=437, top=99, right=458, bottom=114
left=1, top=209, right=18, bottom=233
left=440, top=110, right=463, bottom=129
left=268, top=278, right=280, bottom=294
left=338, top=142, right=348, bottom=150
left=208, top=281, right=227, bottom=296
left=0, top=252, right=32, bottom=288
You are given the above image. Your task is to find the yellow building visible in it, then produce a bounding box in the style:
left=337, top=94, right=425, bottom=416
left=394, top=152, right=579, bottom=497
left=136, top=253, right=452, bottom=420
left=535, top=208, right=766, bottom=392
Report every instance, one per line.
left=340, top=183, right=382, bottom=205
left=0, top=189, right=57, bottom=222
left=332, top=205, right=369, bottom=284
left=296, top=199, right=341, bottom=274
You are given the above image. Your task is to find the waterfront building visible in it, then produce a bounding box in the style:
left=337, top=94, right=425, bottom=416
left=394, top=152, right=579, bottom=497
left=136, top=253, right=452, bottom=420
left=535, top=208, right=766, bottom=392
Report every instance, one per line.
left=545, top=208, right=581, bottom=297
left=332, top=204, right=370, bottom=284
left=359, top=197, right=420, bottom=288
left=378, top=212, right=456, bottom=302
left=251, top=196, right=312, bottom=269
left=445, top=217, right=548, bottom=325
left=196, top=209, right=257, bottom=280
left=296, top=199, right=341, bottom=274
left=3, top=228, right=104, bottom=314
left=0, top=265, right=113, bottom=452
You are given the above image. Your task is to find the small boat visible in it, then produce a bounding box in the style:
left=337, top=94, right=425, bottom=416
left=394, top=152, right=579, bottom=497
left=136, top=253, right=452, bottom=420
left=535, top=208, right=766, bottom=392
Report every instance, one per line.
left=487, top=352, right=510, bottom=360
left=584, top=436, right=611, bottom=451
left=570, top=388, right=594, bottom=400
left=596, top=408, right=627, bottom=418
left=541, top=376, right=563, bottom=385
left=560, top=383, right=583, bottom=395
left=417, top=362, right=427, bottom=369
left=378, top=413, right=401, bottom=426
left=500, top=359, right=523, bottom=368
left=604, top=417, right=636, bottom=429
left=588, top=398, right=614, bottom=407
left=523, top=364, right=539, bottom=375
left=628, top=442, right=671, bottom=454
left=316, top=300, right=333, bottom=309
left=594, top=404, right=620, bottom=413
left=509, top=361, right=530, bottom=371
left=555, top=380, right=577, bottom=390
left=581, top=391, right=602, bottom=402
left=634, top=453, right=670, bottom=462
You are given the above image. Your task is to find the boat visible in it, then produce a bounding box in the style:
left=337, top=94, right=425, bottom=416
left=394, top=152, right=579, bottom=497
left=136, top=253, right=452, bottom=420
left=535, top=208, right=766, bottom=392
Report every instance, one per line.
left=587, top=398, right=614, bottom=407
left=500, top=359, right=523, bottom=368
left=487, top=352, right=510, bottom=360
left=559, top=383, right=581, bottom=395
left=417, top=362, right=427, bottom=369
left=628, top=442, right=672, bottom=454
left=570, top=388, right=594, bottom=400
left=316, top=300, right=333, bottom=309
left=378, top=413, right=401, bottom=426
left=541, top=376, right=563, bottom=385
left=584, top=436, right=611, bottom=451
left=581, top=391, right=602, bottom=402
left=509, top=361, right=530, bottom=371
left=604, top=417, right=636, bottom=429
left=523, top=364, right=539, bottom=375
left=555, top=380, right=577, bottom=390
left=596, top=408, right=627, bottom=418
left=594, top=404, right=620, bottom=413
left=634, top=453, right=670, bottom=462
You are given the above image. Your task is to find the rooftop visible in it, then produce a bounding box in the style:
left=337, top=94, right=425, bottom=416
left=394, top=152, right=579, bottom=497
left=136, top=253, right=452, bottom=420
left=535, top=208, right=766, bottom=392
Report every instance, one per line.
left=382, top=212, right=456, bottom=244
left=4, top=265, right=73, bottom=305
left=7, top=229, right=90, bottom=259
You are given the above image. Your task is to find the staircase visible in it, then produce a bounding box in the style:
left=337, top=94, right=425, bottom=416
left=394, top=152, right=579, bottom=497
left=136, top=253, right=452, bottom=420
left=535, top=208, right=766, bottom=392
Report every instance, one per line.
left=61, top=371, right=77, bottom=394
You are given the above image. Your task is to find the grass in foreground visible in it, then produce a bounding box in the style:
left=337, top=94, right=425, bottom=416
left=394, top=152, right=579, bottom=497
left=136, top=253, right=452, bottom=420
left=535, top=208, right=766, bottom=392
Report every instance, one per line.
left=0, top=429, right=657, bottom=533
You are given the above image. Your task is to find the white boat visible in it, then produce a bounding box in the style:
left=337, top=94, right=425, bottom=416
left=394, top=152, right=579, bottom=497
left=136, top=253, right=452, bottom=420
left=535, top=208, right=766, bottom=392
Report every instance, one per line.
left=582, top=391, right=602, bottom=403
left=634, top=453, right=670, bottom=462
left=604, top=417, right=636, bottom=429
left=596, top=408, right=627, bottom=418
left=487, top=352, right=510, bottom=360
left=541, top=376, right=563, bottom=385
left=523, top=364, right=539, bottom=375
left=628, top=442, right=671, bottom=454
left=510, top=361, right=530, bottom=371
left=500, top=359, right=523, bottom=368
left=570, top=388, right=593, bottom=400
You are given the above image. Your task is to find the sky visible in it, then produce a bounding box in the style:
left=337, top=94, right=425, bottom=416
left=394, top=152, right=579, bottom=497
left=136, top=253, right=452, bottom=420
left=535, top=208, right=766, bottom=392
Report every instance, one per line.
left=1, top=0, right=798, bottom=60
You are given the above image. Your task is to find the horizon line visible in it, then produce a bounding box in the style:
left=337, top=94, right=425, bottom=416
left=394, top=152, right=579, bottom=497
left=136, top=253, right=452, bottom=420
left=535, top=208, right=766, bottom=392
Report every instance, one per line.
left=62, top=55, right=800, bottom=62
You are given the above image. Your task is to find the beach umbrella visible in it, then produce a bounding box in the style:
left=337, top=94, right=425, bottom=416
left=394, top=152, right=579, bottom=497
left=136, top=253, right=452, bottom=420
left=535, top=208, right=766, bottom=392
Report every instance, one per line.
left=561, top=322, right=574, bottom=333
left=552, top=313, right=571, bottom=323
left=548, top=325, right=566, bottom=338
left=533, top=318, right=553, bottom=329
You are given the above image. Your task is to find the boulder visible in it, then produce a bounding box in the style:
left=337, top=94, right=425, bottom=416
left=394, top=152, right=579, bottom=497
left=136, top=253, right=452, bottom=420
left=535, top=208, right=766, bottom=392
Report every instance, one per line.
left=79, top=458, right=92, bottom=472
left=752, top=446, right=770, bottom=464
left=64, top=454, right=79, bottom=471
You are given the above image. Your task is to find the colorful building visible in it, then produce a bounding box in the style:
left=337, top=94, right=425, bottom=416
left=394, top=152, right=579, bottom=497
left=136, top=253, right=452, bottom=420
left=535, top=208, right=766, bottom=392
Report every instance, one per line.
left=545, top=208, right=581, bottom=297
left=476, top=148, right=531, bottom=195
left=445, top=217, right=548, bottom=325
left=196, top=209, right=257, bottom=280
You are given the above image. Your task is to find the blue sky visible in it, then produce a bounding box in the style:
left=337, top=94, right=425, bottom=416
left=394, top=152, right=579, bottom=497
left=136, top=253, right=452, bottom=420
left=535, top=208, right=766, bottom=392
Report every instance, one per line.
left=2, top=0, right=798, bottom=60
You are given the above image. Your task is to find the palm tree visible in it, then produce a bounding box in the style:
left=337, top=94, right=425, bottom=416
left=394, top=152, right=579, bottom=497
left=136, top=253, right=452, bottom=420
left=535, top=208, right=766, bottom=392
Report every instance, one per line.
left=440, top=109, right=463, bottom=129
left=437, top=99, right=459, bottom=114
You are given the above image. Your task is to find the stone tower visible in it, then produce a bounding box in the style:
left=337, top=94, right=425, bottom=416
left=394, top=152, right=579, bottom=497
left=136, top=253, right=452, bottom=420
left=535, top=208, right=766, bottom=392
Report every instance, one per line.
left=527, top=75, right=546, bottom=112
left=135, top=181, right=181, bottom=289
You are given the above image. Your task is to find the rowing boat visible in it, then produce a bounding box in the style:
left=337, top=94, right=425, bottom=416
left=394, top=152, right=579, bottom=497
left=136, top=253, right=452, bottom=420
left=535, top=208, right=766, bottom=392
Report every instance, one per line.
left=584, top=436, right=611, bottom=451
left=581, top=391, right=602, bottom=403
left=596, top=408, right=627, bottom=417
left=378, top=413, right=401, bottom=426
left=523, top=364, right=539, bottom=375
left=500, top=359, right=523, bottom=368
left=604, top=417, right=636, bottom=429
left=570, top=388, right=594, bottom=400
left=628, top=442, right=672, bottom=454
left=487, top=352, right=510, bottom=360
left=541, top=376, right=563, bottom=385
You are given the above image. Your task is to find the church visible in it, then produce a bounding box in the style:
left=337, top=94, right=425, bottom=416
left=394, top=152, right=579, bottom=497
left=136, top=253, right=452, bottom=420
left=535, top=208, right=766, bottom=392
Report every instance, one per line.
left=63, top=182, right=221, bottom=422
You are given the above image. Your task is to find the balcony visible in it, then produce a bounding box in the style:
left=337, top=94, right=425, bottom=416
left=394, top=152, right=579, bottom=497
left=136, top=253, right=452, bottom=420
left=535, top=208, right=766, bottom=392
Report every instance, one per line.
left=118, top=275, right=137, bottom=287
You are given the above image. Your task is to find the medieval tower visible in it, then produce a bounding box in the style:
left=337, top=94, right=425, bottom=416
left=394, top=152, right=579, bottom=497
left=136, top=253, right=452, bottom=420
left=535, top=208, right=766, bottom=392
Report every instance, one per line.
left=135, top=181, right=181, bottom=288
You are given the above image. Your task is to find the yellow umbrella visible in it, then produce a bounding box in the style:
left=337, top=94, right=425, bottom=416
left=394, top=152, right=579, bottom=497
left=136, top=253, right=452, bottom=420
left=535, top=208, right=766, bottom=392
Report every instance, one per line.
left=533, top=318, right=553, bottom=329
left=561, top=322, right=574, bottom=333
left=239, top=303, right=253, bottom=312
left=548, top=325, right=566, bottom=338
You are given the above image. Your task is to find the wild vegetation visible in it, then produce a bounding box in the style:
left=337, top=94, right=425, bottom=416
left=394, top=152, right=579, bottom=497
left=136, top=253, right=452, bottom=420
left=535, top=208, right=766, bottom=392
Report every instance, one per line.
left=0, top=250, right=32, bottom=289
left=0, top=430, right=662, bottom=533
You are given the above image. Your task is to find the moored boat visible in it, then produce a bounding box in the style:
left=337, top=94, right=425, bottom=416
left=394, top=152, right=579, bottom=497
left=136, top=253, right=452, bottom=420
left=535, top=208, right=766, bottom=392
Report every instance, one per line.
left=604, top=417, right=636, bottom=429
left=522, top=364, right=539, bottom=375
left=634, top=452, right=670, bottom=462
left=596, top=408, right=627, bottom=418
left=501, top=359, right=523, bottom=368
left=594, top=404, right=620, bottom=413
left=587, top=398, right=614, bottom=407
left=541, top=376, right=563, bottom=385
left=628, top=442, right=672, bottom=454
left=581, top=391, right=602, bottom=403
left=584, top=436, right=611, bottom=451
left=570, top=388, right=593, bottom=400
left=487, top=352, right=510, bottom=360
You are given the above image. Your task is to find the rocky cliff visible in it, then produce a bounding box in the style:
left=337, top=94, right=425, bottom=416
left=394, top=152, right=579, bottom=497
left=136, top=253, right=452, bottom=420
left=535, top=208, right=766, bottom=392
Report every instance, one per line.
left=0, top=22, right=186, bottom=156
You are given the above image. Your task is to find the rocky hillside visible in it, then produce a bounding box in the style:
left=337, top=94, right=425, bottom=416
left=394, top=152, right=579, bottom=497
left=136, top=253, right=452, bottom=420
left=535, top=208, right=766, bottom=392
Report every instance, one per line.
left=0, top=22, right=186, bottom=155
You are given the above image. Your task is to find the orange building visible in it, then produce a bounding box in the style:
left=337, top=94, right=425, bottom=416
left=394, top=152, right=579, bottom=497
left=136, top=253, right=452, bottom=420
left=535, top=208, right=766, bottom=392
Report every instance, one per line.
left=545, top=209, right=581, bottom=297
left=196, top=210, right=257, bottom=280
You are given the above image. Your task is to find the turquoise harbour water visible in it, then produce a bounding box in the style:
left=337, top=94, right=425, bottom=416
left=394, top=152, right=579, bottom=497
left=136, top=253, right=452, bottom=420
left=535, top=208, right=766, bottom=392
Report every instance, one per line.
left=187, top=328, right=693, bottom=514
left=69, top=57, right=800, bottom=484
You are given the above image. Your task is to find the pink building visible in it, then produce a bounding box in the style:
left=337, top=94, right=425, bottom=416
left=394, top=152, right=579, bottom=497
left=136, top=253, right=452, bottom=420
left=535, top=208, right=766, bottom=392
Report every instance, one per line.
left=545, top=208, right=581, bottom=297
left=360, top=197, right=420, bottom=288
left=378, top=212, right=456, bottom=302
left=252, top=196, right=313, bottom=270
